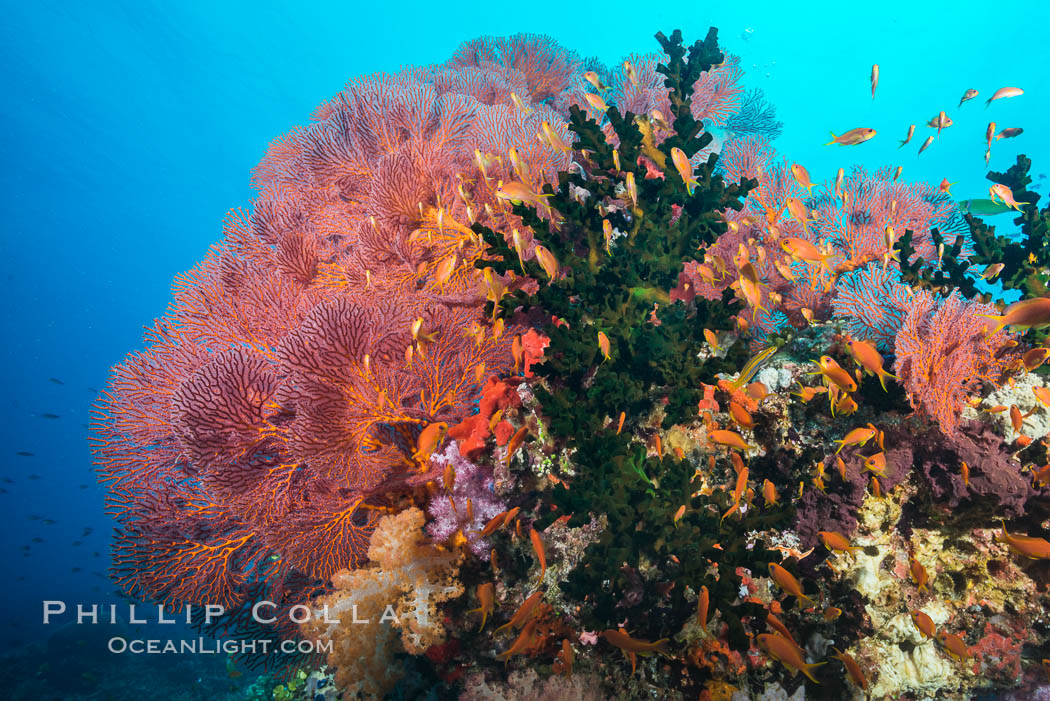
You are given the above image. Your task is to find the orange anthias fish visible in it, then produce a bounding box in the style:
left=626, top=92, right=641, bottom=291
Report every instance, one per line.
left=597, top=331, right=612, bottom=362
left=998, top=520, right=1050, bottom=559
left=1033, top=386, right=1050, bottom=408
left=494, top=591, right=543, bottom=635
left=583, top=71, right=609, bottom=91
left=985, top=86, right=1023, bottom=107
left=785, top=196, right=811, bottom=223
left=510, top=92, right=532, bottom=115
left=863, top=452, right=887, bottom=477
left=584, top=92, right=609, bottom=113
left=623, top=60, right=639, bottom=87
left=601, top=629, right=669, bottom=675
left=826, top=128, right=876, bottom=146
left=768, top=563, right=816, bottom=605
left=708, top=429, right=753, bottom=452
left=847, top=338, right=896, bottom=390
left=505, top=426, right=529, bottom=467
left=1022, top=347, right=1050, bottom=371
left=497, top=619, right=539, bottom=662
left=670, top=147, right=699, bottom=195
left=757, top=633, right=825, bottom=682
left=781, top=237, right=834, bottom=273
left=958, top=88, right=979, bottom=107
left=818, top=530, right=861, bottom=558
left=479, top=511, right=508, bottom=538
left=496, top=181, right=547, bottom=206
left=529, top=527, right=547, bottom=578
left=697, top=585, right=710, bottom=630
left=766, top=613, right=798, bottom=645
left=791, top=163, right=814, bottom=194
left=910, top=556, right=929, bottom=592
left=937, top=631, right=972, bottom=661
left=467, top=582, right=496, bottom=630
left=870, top=64, right=879, bottom=99
left=814, top=356, right=858, bottom=393
left=793, top=384, right=826, bottom=402
left=412, top=422, right=449, bottom=465
left=918, top=135, right=935, bottom=155
left=541, top=120, right=572, bottom=154
left=533, top=245, right=560, bottom=280
left=832, top=647, right=867, bottom=690
left=898, top=124, right=916, bottom=148
left=1010, top=405, right=1025, bottom=434
left=763, top=479, right=779, bottom=506
left=979, top=297, right=1050, bottom=335
left=911, top=610, right=936, bottom=639
left=931, top=111, right=951, bottom=136
left=721, top=466, right=750, bottom=523
left=989, top=183, right=1029, bottom=211
left=981, top=262, right=1006, bottom=281
left=729, top=402, right=755, bottom=429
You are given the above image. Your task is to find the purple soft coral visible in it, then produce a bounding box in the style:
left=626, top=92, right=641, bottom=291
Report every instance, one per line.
left=426, top=441, right=507, bottom=558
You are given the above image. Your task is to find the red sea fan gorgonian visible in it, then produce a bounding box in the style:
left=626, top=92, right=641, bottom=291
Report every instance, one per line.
left=893, top=291, right=1018, bottom=436
left=90, top=39, right=587, bottom=616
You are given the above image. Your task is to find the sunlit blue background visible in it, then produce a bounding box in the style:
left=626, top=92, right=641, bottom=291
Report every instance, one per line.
left=1, top=0, right=1045, bottom=662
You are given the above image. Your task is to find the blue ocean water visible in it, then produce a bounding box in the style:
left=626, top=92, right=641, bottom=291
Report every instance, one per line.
left=0, top=0, right=1046, bottom=696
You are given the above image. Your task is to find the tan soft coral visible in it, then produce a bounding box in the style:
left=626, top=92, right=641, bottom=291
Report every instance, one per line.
left=302, top=507, right=463, bottom=697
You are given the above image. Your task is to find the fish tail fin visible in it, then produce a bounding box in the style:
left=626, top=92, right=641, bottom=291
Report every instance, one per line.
left=825, top=132, right=837, bottom=146
left=878, top=368, right=896, bottom=391
left=977, top=313, right=1007, bottom=336
left=800, top=661, right=826, bottom=683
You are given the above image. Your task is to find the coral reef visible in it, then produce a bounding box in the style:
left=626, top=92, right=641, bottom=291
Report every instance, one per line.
left=93, top=22, right=1050, bottom=701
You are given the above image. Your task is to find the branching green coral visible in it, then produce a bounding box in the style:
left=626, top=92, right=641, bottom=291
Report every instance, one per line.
left=967, top=154, right=1049, bottom=298
left=473, top=28, right=792, bottom=646
left=898, top=227, right=981, bottom=300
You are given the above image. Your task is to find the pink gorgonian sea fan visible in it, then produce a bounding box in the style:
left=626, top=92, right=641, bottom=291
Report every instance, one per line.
left=894, top=290, right=1018, bottom=436
left=89, top=36, right=591, bottom=619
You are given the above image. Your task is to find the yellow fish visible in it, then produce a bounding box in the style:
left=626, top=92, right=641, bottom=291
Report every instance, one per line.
left=670, top=147, right=698, bottom=195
